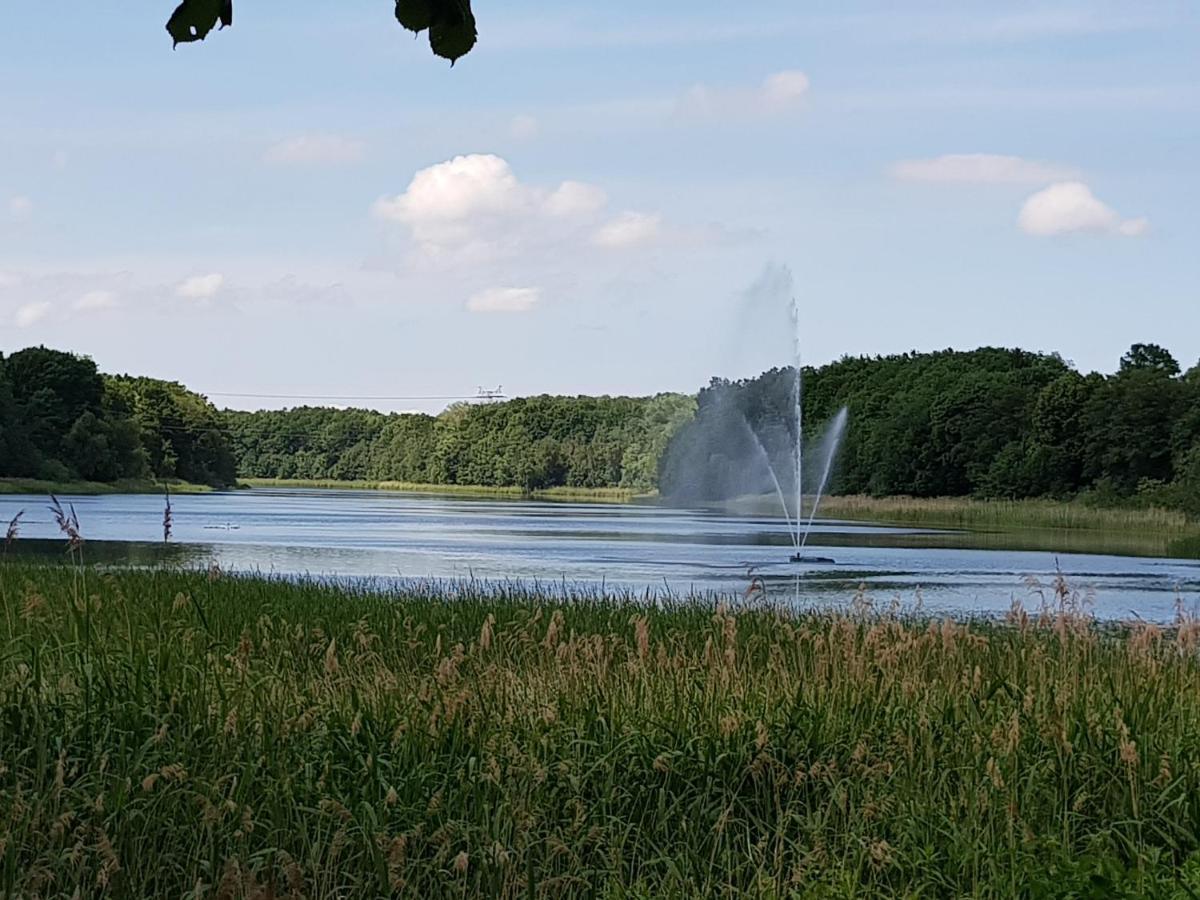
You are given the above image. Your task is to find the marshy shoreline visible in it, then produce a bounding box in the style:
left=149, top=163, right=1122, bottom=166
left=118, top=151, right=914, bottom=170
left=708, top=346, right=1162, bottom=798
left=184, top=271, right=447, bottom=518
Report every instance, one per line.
left=4, top=564, right=1200, bottom=897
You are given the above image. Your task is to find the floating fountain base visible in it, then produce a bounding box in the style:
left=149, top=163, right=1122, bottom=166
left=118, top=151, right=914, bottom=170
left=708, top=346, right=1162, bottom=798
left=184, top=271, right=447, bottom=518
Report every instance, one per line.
left=790, top=553, right=835, bottom=564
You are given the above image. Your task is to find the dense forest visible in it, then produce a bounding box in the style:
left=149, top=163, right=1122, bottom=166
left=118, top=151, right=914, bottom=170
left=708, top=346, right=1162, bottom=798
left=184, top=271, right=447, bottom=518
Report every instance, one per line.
left=225, top=393, right=697, bottom=491
left=661, top=344, right=1200, bottom=515
left=0, top=347, right=236, bottom=486
left=3, top=343, right=1199, bottom=514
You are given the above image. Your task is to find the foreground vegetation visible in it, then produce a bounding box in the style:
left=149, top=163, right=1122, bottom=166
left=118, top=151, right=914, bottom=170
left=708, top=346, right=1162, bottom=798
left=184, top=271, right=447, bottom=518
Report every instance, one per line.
left=4, top=565, right=1200, bottom=897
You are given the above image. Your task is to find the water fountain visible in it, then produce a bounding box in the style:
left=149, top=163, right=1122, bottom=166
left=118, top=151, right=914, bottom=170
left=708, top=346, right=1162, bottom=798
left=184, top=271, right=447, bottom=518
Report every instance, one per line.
left=741, top=293, right=849, bottom=565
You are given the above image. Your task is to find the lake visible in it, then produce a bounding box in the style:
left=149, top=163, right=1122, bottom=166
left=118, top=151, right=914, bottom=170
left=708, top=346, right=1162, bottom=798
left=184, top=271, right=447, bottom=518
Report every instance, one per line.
left=3, top=488, right=1199, bottom=621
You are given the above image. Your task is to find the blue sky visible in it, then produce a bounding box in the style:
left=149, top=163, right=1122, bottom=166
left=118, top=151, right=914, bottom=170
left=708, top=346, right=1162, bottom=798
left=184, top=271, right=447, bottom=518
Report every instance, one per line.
left=2, top=1, right=1197, bottom=411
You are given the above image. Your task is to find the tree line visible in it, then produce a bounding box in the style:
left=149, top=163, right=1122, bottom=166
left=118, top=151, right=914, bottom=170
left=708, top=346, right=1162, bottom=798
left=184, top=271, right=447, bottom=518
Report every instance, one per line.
left=0, top=346, right=236, bottom=486
left=4, top=343, right=1199, bottom=515
left=225, top=393, right=697, bottom=491
left=659, top=343, right=1200, bottom=515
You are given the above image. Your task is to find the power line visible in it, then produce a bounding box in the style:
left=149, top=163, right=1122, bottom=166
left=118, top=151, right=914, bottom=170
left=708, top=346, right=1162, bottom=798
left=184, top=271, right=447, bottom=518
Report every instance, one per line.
left=205, top=391, right=499, bottom=402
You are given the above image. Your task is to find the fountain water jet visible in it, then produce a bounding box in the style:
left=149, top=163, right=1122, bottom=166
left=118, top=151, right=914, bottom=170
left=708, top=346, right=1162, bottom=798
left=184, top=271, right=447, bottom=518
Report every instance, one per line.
left=738, top=292, right=848, bottom=565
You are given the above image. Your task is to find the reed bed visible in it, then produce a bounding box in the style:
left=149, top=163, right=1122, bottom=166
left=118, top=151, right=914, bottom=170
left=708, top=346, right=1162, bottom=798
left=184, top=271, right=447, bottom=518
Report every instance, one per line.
left=4, top=564, right=1200, bottom=897
left=819, top=494, right=1195, bottom=534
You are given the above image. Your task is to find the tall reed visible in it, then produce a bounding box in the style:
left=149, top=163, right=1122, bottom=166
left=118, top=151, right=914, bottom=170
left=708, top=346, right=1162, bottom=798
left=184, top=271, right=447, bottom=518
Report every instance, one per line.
left=3, top=565, right=1200, bottom=897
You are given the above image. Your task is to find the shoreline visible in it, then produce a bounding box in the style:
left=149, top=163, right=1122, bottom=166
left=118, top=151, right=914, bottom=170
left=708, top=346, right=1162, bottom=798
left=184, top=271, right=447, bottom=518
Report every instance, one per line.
left=239, top=477, right=649, bottom=503
left=0, top=477, right=216, bottom=496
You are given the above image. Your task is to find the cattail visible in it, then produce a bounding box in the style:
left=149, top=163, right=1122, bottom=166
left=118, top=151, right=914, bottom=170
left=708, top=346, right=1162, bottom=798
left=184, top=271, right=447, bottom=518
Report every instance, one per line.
left=4, top=510, right=23, bottom=549
left=49, top=495, right=83, bottom=552
left=634, top=615, right=650, bottom=662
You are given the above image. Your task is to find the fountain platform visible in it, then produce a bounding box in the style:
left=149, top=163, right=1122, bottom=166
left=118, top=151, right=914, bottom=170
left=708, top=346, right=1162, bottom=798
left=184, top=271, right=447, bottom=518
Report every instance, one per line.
left=790, top=553, right=835, bottom=564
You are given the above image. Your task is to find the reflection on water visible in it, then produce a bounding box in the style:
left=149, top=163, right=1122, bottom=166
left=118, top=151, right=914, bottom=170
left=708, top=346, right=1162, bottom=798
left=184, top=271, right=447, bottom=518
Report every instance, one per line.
left=2, top=488, right=1198, bottom=622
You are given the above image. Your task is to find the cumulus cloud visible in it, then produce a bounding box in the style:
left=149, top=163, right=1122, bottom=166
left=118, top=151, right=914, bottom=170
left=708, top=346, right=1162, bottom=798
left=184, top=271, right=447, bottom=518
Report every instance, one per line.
left=176, top=273, right=226, bottom=299
left=264, top=134, right=366, bottom=166
left=593, top=212, right=662, bottom=249
left=890, top=153, right=1078, bottom=184
left=74, top=290, right=119, bottom=312
left=466, top=286, right=542, bottom=313
left=8, top=196, right=33, bottom=220
left=678, top=69, right=810, bottom=118
left=509, top=114, right=539, bottom=140
left=14, top=301, right=51, bottom=328
left=373, top=154, right=630, bottom=263
left=544, top=181, right=608, bottom=217
left=1017, top=181, right=1148, bottom=237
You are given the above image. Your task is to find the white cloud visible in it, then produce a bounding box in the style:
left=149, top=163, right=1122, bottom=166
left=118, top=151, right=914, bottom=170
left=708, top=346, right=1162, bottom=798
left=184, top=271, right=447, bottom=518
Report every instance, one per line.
left=761, top=70, right=811, bottom=107
left=74, top=290, right=119, bottom=312
left=544, top=181, right=608, bottom=217
left=593, top=212, right=662, bottom=249
left=678, top=69, right=810, bottom=118
left=8, top=196, right=33, bottom=220
left=13, top=301, right=51, bottom=328
left=891, top=153, right=1078, bottom=184
left=264, top=134, right=366, bottom=166
left=509, top=114, right=539, bottom=140
left=176, top=273, right=225, bottom=299
left=1017, top=181, right=1148, bottom=237
left=373, top=154, right=618, bottom=263
left=466, top=286, right=541, bottom=313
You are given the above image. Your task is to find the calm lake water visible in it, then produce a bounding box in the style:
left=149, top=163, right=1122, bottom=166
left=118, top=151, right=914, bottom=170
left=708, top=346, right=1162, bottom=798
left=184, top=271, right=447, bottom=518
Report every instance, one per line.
left=3, top=488, right=1199, bottom=621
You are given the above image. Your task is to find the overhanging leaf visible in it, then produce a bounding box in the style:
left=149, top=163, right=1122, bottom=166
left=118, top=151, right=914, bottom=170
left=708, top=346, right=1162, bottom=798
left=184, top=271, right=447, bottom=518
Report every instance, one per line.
left=428, top=0, right=476, bottom=65
left=395, top=0, right=434, bottom=34
left=166, top=0, right=233, bottom=48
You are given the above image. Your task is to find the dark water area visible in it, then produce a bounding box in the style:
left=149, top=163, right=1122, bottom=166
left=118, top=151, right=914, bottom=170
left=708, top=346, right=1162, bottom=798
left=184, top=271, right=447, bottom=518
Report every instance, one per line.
left=3, top=488, right=1199, bottom=621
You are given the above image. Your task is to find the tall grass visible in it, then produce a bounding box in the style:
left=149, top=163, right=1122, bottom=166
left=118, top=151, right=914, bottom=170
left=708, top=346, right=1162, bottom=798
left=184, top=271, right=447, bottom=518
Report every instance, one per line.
left=4, top=565, right=1200, bottom=897
left=819, top=494, right=1196, bottom=533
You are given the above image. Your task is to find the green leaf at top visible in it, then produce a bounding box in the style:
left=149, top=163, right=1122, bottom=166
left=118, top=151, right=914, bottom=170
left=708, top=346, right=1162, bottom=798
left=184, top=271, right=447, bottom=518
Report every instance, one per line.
left=395, top=0, right=435, bottom=34
left=428, top=0, right=476, bottom=65
left=166, top=0, right=233, bottom=48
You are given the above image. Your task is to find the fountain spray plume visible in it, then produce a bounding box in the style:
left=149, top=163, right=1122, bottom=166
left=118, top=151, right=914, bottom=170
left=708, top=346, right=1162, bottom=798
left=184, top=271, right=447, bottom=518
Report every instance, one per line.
left=790, top=293, right=804, bottom=551
left=738, top=415, right=798, bottom=549
left=800, top=406, right=849, bottom=549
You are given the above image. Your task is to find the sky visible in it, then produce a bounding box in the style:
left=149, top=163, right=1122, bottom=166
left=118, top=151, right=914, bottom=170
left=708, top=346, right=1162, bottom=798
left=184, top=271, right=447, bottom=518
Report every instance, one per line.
left=1, top=1, right=1198, bottom=413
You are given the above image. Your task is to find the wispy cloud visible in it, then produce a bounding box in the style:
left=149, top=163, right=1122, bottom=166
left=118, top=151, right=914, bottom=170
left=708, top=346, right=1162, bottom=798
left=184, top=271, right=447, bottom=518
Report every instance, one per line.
left=13, top=301, right=51, bottom=328
left=8, top=196, right=33, bottom=221
left=891, top=154, right=1078, bottom=185
left=176, top=273, right=226, bottom=299
left=264, top=134, right=366, bottom=166
left=677, top=70, right=810, bottom=120
left=74, top=290, right=119, bottom=312
left=466, top=286, right=541, bottom=314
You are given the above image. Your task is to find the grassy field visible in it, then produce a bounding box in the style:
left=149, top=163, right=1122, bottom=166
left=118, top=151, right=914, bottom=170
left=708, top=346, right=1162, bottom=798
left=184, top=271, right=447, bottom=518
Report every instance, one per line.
left=0, top=477, right=214, bottom=497
left=241, top=477, right=643, bottom=503
left=4, top=565, right=1200, bottom=897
